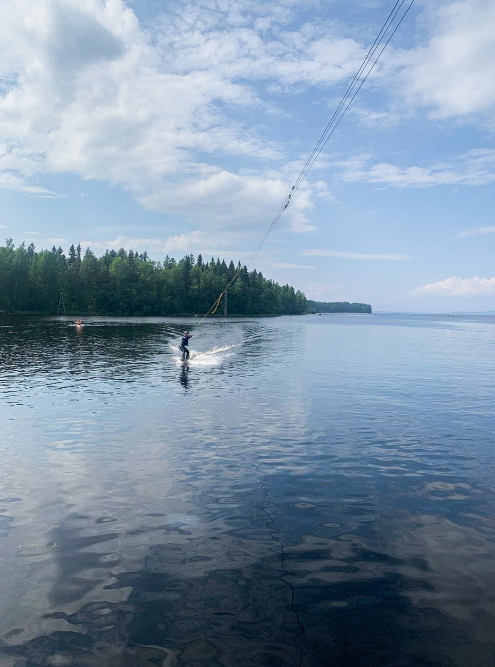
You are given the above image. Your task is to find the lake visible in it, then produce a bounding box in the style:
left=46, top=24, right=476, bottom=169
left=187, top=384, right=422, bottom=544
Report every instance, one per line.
left=1, top=313, right=495, bottom=666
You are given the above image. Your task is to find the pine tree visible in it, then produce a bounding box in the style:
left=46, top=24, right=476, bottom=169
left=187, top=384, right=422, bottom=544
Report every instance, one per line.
left=0, top=241, right=318, bottom=316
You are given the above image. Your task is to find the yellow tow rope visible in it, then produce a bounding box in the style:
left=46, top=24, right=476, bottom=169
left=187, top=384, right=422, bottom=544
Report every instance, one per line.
left=210, top=292, right=224, bottom=315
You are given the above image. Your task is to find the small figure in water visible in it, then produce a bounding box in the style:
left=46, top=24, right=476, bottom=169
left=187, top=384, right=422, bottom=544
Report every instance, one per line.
left=179, top=331, right=192, bottom=360
left=75, top=319, right=83, bottom=326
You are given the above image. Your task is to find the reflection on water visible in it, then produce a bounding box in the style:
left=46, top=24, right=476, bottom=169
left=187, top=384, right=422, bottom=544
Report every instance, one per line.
left=1, top=313, right=495, bottom=666
left=179, top=367, right=190, bottom=389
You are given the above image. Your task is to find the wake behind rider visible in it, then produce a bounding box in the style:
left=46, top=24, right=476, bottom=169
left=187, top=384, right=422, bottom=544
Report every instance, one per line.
left=179, top=331, right=193, bottom=360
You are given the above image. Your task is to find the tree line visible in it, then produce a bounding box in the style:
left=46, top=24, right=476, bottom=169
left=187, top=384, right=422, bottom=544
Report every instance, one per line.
left=307, top=300, right=372, bottom=314
left=0, top=239, right=308, bottom=316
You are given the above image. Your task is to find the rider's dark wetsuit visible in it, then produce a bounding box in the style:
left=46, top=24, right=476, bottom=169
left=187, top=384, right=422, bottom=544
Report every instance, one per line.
left=179, top=334, right=192, bottom=360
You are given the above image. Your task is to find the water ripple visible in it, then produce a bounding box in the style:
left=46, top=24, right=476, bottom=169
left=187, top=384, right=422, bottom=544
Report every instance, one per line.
left=1, top=314, right=495, bottom=665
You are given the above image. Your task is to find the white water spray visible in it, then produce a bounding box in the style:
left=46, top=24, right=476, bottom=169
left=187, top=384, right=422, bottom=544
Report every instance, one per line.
left=168, top=343, right=238, bottom=366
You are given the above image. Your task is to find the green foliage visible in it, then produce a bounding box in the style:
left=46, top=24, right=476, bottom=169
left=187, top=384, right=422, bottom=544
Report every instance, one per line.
left=0, top=240, right=308, bottom=316
left=307, top=300, right=372, bottom=314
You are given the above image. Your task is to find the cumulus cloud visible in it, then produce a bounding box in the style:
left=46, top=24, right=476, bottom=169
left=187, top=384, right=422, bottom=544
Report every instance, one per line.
left=155, top=1, right=366, bottom=90
left=457, top=226, right=495, bottom=238
left=302, top=249, right=410, bottom=260
left=141, top=171, right=317, bottom=232
left=0, top=0, right=365, bottom=229
left=412, top=276, right=495, bottom=297
left=399, top=0, right=495, bottom=121
left=160, top=231, right=234, bottom=254
left=81, top=230, right=247, bottom=256
left=337, top=150, right=495, bottom=188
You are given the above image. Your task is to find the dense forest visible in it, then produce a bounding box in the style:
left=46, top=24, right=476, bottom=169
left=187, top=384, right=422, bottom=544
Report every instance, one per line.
left=308, top=300, right=372, bottom=314
left=0, top=239, right=308, bottom=316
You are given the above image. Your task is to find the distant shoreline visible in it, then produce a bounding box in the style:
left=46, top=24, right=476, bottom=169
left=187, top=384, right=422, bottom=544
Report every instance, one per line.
left=1, top=311, right=286, bottom=319
left=374, top=311, right=495, bottom=316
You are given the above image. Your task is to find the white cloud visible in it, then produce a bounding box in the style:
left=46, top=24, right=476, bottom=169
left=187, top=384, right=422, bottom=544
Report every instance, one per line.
left=155, top=2, right=365, bottom=91
left=457, top=226, right=495, bottom=238
left=0, top=224, right=8, bottom=229
left=337, top=150, right=495, bottom=188
left=349, top=105, right=400, bottom=129
left=141, top=171, right=317, bottom=233
left=47, top=237, right=67, bottom=245
left=0, top=173, right=59, bottom=197
left=81, top=230, right=245, bottom=256
left=399, top=0, right=495, bottom=121
left=268, top=262, right=315, bottom=269
left=80, top=236, right=168, bottom=252
left=302, top=249, right=410, bottom=260
left=161, top=231, right=234, bottom=254
left=412, top=276, right=495, bottom=297
left=0, top=0, right=364, bottom=229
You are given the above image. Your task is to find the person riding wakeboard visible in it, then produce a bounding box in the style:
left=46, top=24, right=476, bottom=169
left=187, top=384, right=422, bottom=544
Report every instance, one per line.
left=179, top=331, right=193, bottom=360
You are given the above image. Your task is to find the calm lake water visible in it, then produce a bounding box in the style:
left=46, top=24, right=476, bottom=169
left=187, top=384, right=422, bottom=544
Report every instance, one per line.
left=1, top=313, right=495, bottom=666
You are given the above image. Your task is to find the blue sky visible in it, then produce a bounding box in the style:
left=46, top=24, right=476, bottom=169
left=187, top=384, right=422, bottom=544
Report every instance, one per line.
left=1, top=0, right=494, bottom=312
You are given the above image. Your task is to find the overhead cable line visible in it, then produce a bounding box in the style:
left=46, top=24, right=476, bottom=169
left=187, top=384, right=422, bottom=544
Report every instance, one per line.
left=197, top=0, right=415, bottom=325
